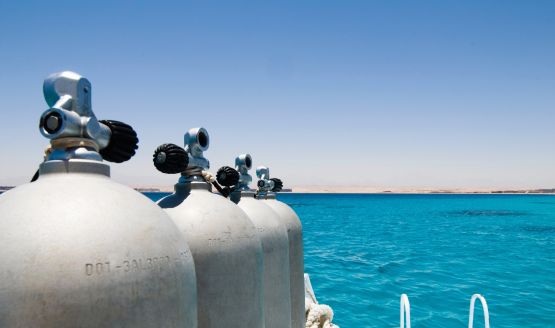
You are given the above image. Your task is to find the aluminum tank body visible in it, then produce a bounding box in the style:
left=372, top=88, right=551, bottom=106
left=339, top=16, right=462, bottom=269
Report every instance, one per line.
left=159, top=183, right=264, bottom=327
left=0, top=161, right=197, bottom=327
left=237, top=192, right=292, bottom=328
left=261, top=195, right=305, bottom=328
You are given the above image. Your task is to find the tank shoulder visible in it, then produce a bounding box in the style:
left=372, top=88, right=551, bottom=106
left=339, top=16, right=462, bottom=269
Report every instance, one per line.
left=163, top=189, right=256, bottom=230
left=265, top=199, right=301, bottom=225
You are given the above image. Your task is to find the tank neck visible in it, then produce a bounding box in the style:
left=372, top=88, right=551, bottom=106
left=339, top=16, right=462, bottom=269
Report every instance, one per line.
left=39, top=159, right=110, bottom=177
left=178, top=166, right=211, bottom=185
left=256, top=192, right=276, bottom=200
left=46, top=138, right=103, bottom=162
left=230, top=189, right=255, bottom=204
left=175, top=179, right=211, bottom=192
left=241, top=190, right=256, bottom=198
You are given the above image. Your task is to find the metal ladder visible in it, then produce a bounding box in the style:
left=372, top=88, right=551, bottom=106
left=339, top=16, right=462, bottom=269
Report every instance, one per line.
left=399, top=293, right=490, bottom=328
left=468, top=294, right=490, bottom=328
left=400, top=294, right=411, bottom=328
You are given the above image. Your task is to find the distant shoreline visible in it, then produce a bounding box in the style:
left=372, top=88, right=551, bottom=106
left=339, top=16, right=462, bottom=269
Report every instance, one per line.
left=279, top=192, right=555, bottom=195
left=131, top=186, right=555, bottom=195
left=2, top=185, right=553, bottom=195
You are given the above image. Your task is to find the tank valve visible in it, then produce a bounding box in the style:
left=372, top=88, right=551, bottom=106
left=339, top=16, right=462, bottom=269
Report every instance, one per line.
left=234, top=154, right=253, bottom=191
left=152, top=127, right=211, bottom=184
left=98, top=120, right=138, bottom=163
left=271, top=178, right=283, bottom=192
left=153, top=143, right=189, bottom=174
left=216, top=166, right=240, bottom=187
left=256, top=166, right=275, bottom=193
left=184, top=127, right=210, bottom=170
left=212, top=166, right=240, bottom=197
left=38, top=71, right=139, bottom=163
left=235, top=154, right=252, bottom=172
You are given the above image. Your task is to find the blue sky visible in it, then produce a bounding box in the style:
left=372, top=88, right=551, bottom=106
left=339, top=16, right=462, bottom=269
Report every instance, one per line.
left=0, top=1, right=554, bottom=188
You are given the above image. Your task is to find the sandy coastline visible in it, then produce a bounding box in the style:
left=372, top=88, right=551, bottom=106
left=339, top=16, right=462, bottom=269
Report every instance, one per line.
left=290, top=186, right=555, bottom=194
left=2, top=185, right=553, bottom=194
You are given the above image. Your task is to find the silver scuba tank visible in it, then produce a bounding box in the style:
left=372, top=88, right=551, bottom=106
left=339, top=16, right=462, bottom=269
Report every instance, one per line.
left=227, top=154, right=292, bottom=328
left=0, top=71, right=198, bottom=328
left=256, top=166, right=305, bottom=328
left=153, top=128, right=265, bottom=328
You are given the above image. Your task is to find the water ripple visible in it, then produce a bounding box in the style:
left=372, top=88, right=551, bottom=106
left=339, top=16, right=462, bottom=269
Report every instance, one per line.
left=446, top=209, right=530, bottom=217
left=280, top=193, right=555, bottom=328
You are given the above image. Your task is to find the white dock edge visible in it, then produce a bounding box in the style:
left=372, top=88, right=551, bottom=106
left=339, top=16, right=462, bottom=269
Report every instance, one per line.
left=304, top=273, right=339, bottom=328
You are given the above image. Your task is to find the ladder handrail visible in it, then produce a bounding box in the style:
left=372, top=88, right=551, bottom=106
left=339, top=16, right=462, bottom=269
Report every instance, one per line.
left=398, top=293, right=490, bottom=328
left=468, top=294, right=490, bottom=328
left=400, top=293, right=411, bottom=328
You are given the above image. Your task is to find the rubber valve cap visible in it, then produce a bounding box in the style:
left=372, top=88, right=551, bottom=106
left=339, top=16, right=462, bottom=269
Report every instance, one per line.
left=98, top=120, right=139, bottom=163
left=216, top=166, right=240, bottom=187
left=153, top=143, right=189, bottom=174
left=271, top=178, right=283, bottom=192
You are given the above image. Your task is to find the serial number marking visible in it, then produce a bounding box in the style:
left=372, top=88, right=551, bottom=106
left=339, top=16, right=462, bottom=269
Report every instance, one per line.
left=204, top=227, right=257, bottom=248
left=85, top=251, right=191, bottom=276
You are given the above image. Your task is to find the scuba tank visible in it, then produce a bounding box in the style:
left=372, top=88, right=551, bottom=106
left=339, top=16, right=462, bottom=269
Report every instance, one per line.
left=256, top=166, right=305, bottom=328
left=226, top=154, right=292, bottom=328
left=0, top=71, right=197, bottom=327
left=153, top=128, right=264, bottom=328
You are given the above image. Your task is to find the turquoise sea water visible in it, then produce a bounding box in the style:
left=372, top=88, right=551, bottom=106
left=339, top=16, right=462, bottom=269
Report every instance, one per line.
left=145, top=193, right=555, bottom=327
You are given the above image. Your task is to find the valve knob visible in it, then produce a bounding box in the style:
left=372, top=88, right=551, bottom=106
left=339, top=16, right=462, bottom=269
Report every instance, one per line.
left=153, top=143, right=189, bottom=174
left=98, top=120, right=139, bottom=163
left=271, top=178, right=283, bottom=192
left=257, top=180, right=265, bottom=188
left=216, top=166, right=240, bottom=187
